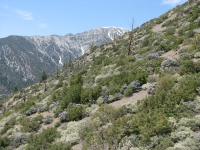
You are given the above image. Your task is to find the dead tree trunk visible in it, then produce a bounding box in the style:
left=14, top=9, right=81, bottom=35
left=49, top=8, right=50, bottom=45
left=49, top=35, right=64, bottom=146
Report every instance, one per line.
left=128, top=18, right=134, bottom=55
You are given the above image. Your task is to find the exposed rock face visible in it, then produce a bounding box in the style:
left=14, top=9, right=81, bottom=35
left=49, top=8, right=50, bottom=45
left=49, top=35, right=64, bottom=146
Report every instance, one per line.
left=0, top=27, right=128, bottom=95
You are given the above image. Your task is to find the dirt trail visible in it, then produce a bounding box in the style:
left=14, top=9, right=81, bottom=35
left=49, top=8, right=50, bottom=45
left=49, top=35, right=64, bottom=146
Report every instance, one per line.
left=109, top=90, right=148, bottom=108
left=30, top=110, right=59, bottom=129
left=71, top=142, right=83, bottom=150
left=161, top=50, right=178, bottom=59
left=71, top=90, right=148, bottom=149
left=193, top=58, right=200, bottom=62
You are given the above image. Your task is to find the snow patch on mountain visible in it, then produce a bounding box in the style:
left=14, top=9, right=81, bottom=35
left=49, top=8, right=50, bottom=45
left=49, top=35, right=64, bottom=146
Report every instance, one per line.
left=81, top=46, right=85, bottom=55
left=59, top=56, right=63, bottom=65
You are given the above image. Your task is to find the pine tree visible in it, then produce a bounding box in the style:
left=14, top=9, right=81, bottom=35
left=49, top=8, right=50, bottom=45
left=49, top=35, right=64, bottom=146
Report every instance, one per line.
left=40, top=70, right=47, bottom=82
left=13, top=86, right=18, bottom=93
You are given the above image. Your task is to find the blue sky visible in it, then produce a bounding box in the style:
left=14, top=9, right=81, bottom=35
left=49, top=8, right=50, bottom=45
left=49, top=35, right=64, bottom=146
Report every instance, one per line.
left=0, top=0, right=187, bottom=38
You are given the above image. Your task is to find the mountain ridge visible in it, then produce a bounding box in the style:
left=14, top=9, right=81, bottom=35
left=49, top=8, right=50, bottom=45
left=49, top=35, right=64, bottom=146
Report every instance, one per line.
left=0, top=27, right=128, bottom=95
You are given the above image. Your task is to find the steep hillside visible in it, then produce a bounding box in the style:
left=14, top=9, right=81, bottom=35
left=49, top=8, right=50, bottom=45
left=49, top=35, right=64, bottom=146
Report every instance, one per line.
left=0, top=0, right=200, bottom=150
left=0, top=27, right=128, bottom=95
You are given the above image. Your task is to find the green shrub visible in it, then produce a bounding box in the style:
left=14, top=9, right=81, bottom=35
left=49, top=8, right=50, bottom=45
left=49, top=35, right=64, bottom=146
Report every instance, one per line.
left=54, top=121, right=61, bottom=128
left=65, top=105, right=86, bottom=121
left=165, top=29, right=175, bottom=36
left=20, top=115, right=43, bottom=132
left=124, top=86, right=133, bottom=97
left=14, top=98, right=35, bottom=113
left=48, top=142, right=72, bottom=150
left=177, top=36, right=184, bottom=44
left=92, top=104, right=116, bottom=125
left=96, top=96, right=104, bottom=105
left=179, top=59, right=198, bottom=75
left=26, top=127, right=60, bottom=150
left=0, top=136, right=9, bottom=148
left=69, top=72, right=83, bottom=86
left=83, top=116, right=129, bottom=150
left=79, top=120, right=100, bottom=141
left=61, top=83, right=82, bottom=109
left=81, top=86, right=101, bottom=104
left=1, top=117, right=16, bottom=135
left=53, top=79, right=63, bottom=91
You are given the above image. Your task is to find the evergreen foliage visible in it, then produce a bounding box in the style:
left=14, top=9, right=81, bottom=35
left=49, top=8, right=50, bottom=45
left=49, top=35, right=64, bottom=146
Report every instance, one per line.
left=40, top=70, right=47, bottom=82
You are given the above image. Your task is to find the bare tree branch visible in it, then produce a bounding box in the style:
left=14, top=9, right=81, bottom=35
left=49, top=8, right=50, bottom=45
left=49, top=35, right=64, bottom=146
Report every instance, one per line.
left=128, top=17, right=135, bottom=55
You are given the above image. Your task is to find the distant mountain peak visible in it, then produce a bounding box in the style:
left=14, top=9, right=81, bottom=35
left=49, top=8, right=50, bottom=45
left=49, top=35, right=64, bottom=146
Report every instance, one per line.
left=0, top=27, right=128, bottom=94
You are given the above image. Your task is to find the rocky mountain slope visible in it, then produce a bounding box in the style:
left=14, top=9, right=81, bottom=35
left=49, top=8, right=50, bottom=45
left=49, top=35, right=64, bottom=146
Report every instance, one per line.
left=0, top=27, right=128, bottom=95
left=0, top=0, right=200, bottom=149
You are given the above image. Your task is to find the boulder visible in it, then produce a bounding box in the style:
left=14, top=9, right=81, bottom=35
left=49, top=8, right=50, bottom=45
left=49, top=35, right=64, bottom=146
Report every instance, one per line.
left=120, top=84, right=127, bottom=94
left=128, top=81, right=142, bottom=92
left=148, top=53, right=160, bottom=59
left=58, top=111, right=67, bottom=122
left=49, top=101, right=60, bottom=110
left=25, top=107, right=37, bottom=116
left=136, top=57, right=143, bottom=61
left=161, top=58, right=179, bottom=70
left=157, top=51, right=165, bottom=56
left=147, top=82, right=158, bottom=94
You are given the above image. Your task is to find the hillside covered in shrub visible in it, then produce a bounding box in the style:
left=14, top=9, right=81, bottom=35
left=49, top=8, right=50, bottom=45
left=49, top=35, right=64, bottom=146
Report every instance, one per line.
left=0, top=0, right=200, bottom=149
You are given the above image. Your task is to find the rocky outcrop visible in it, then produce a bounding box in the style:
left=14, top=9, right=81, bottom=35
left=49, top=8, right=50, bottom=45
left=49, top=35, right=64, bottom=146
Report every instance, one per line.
left=161, top=58, right=179, bottom=70
left=128, top=81, right=142, bottom=92
left=0, top=27, right=128, bottom=95
left=120, top=81, right=142, bottom=95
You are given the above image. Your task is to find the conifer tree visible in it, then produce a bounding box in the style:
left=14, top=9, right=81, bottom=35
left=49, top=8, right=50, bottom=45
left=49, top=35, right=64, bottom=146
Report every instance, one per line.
left=40, top=70, right=47, bottom=82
